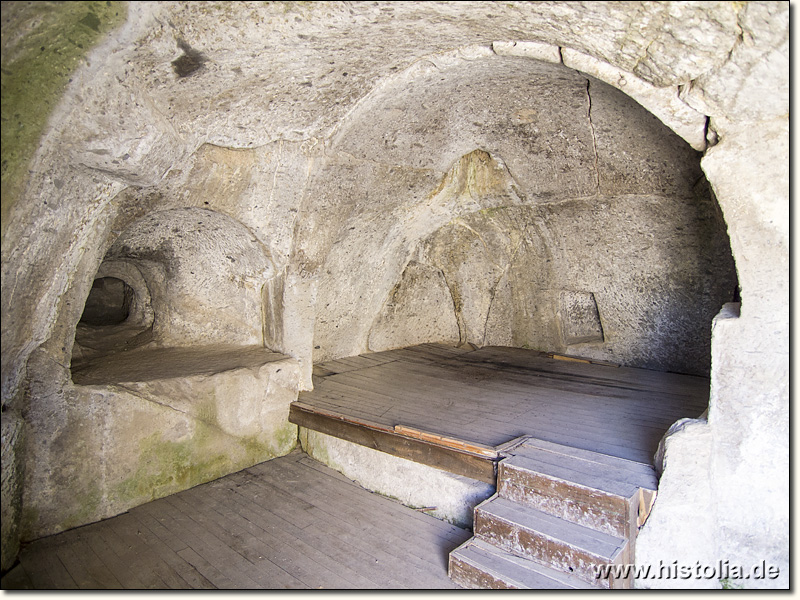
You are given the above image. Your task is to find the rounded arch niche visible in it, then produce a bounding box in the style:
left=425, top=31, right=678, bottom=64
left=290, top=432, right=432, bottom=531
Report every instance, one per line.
left=72, top=207, right=275, bottom=369
left=310, top=48, right=737, bottom=376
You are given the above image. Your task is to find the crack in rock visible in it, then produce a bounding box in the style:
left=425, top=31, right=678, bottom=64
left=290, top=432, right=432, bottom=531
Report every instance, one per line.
left=585, top=78, right=601, bottom=194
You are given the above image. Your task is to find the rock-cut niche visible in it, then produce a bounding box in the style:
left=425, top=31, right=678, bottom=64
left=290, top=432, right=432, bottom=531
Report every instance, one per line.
left=71, top=207, right=275, bottom=377
left=321, top=54, right=739, bottom=376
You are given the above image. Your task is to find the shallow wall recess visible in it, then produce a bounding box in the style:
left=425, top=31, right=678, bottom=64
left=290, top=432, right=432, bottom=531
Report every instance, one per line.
left=39, top=206, right=304, bottom=542
left=559, top=291, right=604, bottom=345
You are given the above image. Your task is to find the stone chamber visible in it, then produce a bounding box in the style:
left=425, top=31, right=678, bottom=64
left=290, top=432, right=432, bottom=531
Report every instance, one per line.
left=0, top=1, right=788, bottom=589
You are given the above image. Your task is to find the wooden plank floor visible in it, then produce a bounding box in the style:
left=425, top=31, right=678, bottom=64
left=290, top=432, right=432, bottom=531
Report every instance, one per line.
left=2, top=451, right=470, bottom=590
left=302, top=344, right=710, bottom=465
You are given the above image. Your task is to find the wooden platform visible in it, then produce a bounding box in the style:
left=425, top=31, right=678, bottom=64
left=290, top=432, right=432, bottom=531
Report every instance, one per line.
left=291, top=344, right=710, bottom=471
left=2, top=451, right=470, bottom=590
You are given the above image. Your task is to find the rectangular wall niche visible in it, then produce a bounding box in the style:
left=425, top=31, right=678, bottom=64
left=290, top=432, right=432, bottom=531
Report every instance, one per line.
left=559, top=290, right=604, bottom=345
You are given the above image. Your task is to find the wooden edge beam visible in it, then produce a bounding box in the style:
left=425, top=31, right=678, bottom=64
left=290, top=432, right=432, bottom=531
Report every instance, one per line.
left=548, top=353, right=620, bottom=367
left=637, top=488, right=658, bottom=529
left=493, top=435, right=533, bottom=455
left=289, top=403, right=497, bottom=484
left=290, top=401, right=395, bottom=433
left=393, top=425, right=498, bottom=458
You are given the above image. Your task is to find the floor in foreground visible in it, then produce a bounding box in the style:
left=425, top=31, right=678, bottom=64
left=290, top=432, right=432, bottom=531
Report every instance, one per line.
left=2, top=450, right=470, bottom=590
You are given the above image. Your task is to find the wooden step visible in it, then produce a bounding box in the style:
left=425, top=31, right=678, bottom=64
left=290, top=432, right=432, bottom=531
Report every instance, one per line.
left=473, top=495, right=629, bottom=588
left=499, top=438, right=657, bottom=538
left=449, top=538, right=595, bottom=589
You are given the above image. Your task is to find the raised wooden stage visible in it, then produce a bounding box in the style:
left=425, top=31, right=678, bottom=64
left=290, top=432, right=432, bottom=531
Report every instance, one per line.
left=290, top=344, right=709, bottom=482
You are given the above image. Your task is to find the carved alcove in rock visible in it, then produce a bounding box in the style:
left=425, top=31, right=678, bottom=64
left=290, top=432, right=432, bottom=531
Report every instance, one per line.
left=299, top=52, right=738, bottom=535
left=47, top=206, right=301, bottom=539
left=311, top=54, right=737, bottom=376
left=79, top=277, right=133, bottom=326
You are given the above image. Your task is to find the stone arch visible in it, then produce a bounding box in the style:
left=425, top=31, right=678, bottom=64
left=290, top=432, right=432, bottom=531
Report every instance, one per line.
left=75, top=207, right=276, bottom=355
left=308, top=46, right=736, bottom=375
left=92, top=260, right=155, bottom=328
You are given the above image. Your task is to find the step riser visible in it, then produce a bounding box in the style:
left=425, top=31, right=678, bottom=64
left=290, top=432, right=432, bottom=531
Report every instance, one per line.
left=450, top=539, right=595, bottom=589
left=498, top=468, right=631, bottom=538
left=474, top=510, right=628, bottom=588
left=449, top=555, right=522, bottom=589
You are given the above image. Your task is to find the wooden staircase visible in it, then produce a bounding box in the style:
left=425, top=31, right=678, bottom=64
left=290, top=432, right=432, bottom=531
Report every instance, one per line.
left=449, top=438, right=658, bottom=589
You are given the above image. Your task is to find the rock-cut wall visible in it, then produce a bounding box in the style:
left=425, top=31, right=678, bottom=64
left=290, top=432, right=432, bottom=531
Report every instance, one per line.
left=0, top=1, right=788, bottom=589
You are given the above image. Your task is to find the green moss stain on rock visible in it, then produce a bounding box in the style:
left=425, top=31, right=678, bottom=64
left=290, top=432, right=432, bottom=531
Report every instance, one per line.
left=59, top=482, right=102, bottom=532
left=113, top=418, right=297, bottom=507
left=0, top=1, right=127, bottom=240
left=269, top=420, right=299, bottom=454
left=112, top=422, right=231, bottom=505
left=238, top=421, right=297, bottom=465
left=113, top=433, right=191, bottom=504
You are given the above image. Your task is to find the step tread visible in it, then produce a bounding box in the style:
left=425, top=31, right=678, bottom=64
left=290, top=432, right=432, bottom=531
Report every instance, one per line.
left=506, top=439, right=657, bottom=493
left=503, top=452, right=644, bottom=500
left=451, top=538, right=596, bottom=589
left=477, top=496, right=627, bottom=560
left=513, top=438, right=658, bottom=475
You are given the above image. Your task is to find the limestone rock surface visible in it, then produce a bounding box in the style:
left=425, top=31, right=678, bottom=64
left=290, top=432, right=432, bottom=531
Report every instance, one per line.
left=0, top=1, right=788, bottom=587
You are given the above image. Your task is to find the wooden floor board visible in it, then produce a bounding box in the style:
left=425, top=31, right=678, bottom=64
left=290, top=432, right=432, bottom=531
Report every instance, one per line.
left=54, top=541, right=108, bottom=589
left=77, top=523, right=142, bottom=589
left=122, top=512, right=214, bottom=589
left=384, top=346, right=707, bottom=403
left=181, top=483, right=355, bottom=589
left=8, top=449, right=467, bottom=590
left=106, top=511, right=176, bottom=588
left=240, top=466, right=427, bottom=588
left=136, top=500, right=249, bottom=589
left=211, top=479, right=381, bottom=588
left=246, top=456, right=467, bottom=585
left=302, top=345, right=709, bottom=465
left=272, top=456, right=469, bottom=554
left=175, top=547, right=239, bottom=589
left=339, top=357, right=705, bottom=422
left=316, top=376, right=670, bottom=452
left=160, top=494, right=268, bottom=589
left=164, top=493, right=308, bottom=589
left=20, top=542, right=76, bottom=589
left=128, top=505, right=189, bottom=554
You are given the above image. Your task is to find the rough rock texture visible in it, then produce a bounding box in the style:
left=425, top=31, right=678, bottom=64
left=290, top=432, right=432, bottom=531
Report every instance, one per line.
left=300, top=428, right=494, bottom=529
left=0, top=410, right=25, bottom=572
left=23, top=347, right=300, bottom=539
left=0, top=1, right=788, bottom=588
left=368, top=261, right=460, bottom=352
left=636, top=417, right=716, bottom=588
left=102, top=207, right=274, bottom=348
left=410, top=189, right=733, bottom=374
